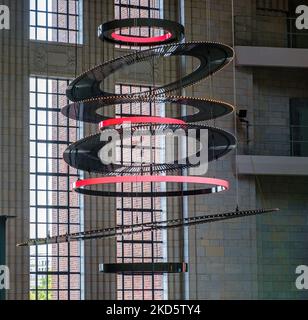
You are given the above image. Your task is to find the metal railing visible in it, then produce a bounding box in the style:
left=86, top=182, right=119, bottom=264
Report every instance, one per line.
left=235, top=15, right=308, bottom=49
left=237, top=124, right=308, bottom=157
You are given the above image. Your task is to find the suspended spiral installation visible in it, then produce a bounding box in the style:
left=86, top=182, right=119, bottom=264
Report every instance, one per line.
left=61, top=18, right=235, bottom=274
left=62, top=18, right=236, bottom=196
left=18, top=19, right=279, bottom=274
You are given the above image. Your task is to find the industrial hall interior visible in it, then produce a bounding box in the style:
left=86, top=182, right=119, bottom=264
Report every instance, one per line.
left=0, top=0, right=308, bottom=300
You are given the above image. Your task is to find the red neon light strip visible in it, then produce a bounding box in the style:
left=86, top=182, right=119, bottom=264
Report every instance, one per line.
left=99, top=116, right=185, bottom=129
left=111, top=32, right=172, bottom=44
left=73, top=176, right=229, bottom=190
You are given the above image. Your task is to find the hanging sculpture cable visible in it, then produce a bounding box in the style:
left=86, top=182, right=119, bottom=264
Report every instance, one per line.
left=231, top=0, right=240, bottom=210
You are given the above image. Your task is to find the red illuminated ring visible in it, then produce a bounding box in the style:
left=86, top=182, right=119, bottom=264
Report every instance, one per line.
left=98, top=18, right=184, bottom=46
left=73, top=176, right=229, bottom=198
left=111, top=32, right=172, bottom=44
left=99, top=116, right=185, bottom=129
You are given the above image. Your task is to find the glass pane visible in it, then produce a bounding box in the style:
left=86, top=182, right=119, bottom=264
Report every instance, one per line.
left=37, top=12, right=47, bottom=26
left=36, top=27, right=47, bottom=41
left=30, top=0, right=36, bottom=10
left=37, top=0, right=47, bottom=11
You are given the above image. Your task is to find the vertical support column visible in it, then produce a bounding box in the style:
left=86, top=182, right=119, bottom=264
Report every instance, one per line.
left=179, top=0, right=190, bottom=301
left=0, top=0, right=30, bottom=300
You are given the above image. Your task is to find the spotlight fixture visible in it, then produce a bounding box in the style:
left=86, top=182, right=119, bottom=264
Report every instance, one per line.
left=237, top=109, right=248, bottom=122
left=237, top=109, right=250, bottom=144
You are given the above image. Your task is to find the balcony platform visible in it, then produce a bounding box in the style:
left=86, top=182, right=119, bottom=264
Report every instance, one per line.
left=237, top=155, right=308, bottom=176
left=235, top=46, right=308, bottom=68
